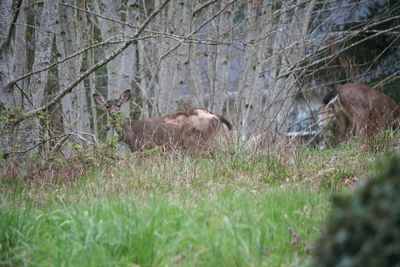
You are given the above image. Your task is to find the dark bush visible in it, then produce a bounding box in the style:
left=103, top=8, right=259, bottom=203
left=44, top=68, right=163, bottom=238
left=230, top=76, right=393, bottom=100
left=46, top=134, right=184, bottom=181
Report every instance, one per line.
left=314, top=153, right=400, bottom=267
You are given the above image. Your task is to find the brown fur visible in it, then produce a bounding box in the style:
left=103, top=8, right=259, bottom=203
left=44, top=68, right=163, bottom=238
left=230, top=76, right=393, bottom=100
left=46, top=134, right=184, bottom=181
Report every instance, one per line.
left=324, top=83, right=400, bottom=142
left=93, top=89, right=232, bottom=153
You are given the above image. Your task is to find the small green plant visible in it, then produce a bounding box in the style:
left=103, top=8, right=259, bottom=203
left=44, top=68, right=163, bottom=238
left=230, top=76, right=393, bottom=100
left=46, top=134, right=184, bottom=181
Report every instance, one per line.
left=319, top=168, right=354, bottom=191
left=143, top=145, right=164, bottom=155
left=259, top=154, right=293, bottom=183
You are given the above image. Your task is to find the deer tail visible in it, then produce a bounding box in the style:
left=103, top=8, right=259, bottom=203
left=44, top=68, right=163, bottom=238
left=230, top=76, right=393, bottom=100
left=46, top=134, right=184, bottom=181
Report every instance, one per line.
left=218, top=116, right=232, bottom=130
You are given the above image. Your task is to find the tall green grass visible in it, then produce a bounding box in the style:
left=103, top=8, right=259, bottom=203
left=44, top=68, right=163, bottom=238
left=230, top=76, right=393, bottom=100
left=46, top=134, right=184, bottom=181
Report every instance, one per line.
left=1, top=188, right=327, bottom=266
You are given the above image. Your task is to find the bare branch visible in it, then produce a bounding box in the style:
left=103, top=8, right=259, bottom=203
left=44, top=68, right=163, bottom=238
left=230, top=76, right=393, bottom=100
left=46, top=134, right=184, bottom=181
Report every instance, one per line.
left=193, top=0, right=219, bottom=16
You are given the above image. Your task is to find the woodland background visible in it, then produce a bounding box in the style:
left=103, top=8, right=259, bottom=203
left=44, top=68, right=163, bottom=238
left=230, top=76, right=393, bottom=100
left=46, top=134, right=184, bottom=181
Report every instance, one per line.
left=1, top=0, right=399, bottom=158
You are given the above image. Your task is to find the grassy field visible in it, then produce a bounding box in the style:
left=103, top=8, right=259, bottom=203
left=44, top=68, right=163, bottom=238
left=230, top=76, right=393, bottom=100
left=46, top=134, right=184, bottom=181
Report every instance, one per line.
left=0, top=140, right=388, bottom=266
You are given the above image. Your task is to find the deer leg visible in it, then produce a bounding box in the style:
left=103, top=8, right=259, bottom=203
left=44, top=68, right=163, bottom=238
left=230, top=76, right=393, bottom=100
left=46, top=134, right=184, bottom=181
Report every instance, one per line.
left=336, top=112, right=348, bottom=143
left=354, top=115, right=368, bottom=139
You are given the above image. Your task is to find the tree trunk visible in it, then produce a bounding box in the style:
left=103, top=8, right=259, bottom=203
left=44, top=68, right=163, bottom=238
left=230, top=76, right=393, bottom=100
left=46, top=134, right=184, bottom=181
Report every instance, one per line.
left=210, top=0, right=230, bottom=115
left=155, top=0, right=189, bottom=115
left=235, top=1, right=271, bottom=141
left=95, top=0, right=137, bottom=116
left=0, top=0, right=21, bottom=154
left=56, top=0, right=90, bottom=143
left=2, top=0, right=58, bottom=158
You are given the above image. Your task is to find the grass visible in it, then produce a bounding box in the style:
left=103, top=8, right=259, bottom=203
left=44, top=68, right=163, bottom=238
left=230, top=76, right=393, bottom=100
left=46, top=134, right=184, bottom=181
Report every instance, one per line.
left=1, top=189, right=328, bottom=266
left=0, top=140, right=385, bottom=266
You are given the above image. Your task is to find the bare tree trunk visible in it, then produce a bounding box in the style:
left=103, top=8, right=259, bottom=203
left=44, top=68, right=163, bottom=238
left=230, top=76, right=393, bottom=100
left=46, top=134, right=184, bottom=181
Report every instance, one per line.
left=155, top=0, right=188, bottom=115
left=0, top=0, right=14, bottom=156
left=95, top=0, right=137, bottom=115
left=22, top=0, right=58, bottom=157
left=12, top=0, right=30, bottom=155
left=56, top=0, right=90, bottom=144
left=210, top=0, right=230, bottom=115
left=95, top=0, right=124, bottom=100
left=88, top=47, right=99, bottom=139
left=137, top=40, right=151, bottom=119
left=0, top=1, right=14, bottom=105
left=119, top=0, right=139, bottom=108
left=235, top=2, right=271, bottom=141
left=187, top=42, right=207, bottom=108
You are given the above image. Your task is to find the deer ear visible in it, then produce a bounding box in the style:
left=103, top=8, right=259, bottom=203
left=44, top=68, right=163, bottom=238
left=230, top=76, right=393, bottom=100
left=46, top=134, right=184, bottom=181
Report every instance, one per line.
left=119, top=89, right=131, bottom=104
left=93, top=94, right=107, bottom=106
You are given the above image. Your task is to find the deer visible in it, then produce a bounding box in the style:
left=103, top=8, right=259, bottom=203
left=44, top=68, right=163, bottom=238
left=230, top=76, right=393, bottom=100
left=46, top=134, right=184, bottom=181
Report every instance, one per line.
left=93, top=89, right=232, bottom=154
left=323, top=82, right=400, bottom=142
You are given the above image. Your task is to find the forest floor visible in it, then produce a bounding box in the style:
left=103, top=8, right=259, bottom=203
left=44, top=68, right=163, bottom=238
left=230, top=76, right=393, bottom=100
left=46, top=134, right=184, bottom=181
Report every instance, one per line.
left=1, top=133, right=398, bottom=266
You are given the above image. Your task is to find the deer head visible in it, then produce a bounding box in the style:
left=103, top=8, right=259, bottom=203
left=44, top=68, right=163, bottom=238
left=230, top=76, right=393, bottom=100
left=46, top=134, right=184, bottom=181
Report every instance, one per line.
left=93, top=89, right=131, bottom=117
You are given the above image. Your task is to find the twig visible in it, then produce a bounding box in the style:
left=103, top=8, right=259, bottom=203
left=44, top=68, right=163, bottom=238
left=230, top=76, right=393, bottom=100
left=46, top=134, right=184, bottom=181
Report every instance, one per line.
left=373, top=69, right=400, bottom=90
left=193, top=0, right=219, bottom=16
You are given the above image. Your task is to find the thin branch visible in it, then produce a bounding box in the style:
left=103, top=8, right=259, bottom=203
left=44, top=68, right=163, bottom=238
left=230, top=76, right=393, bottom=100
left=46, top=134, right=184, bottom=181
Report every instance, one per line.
left=373, top=69, right=400, bottom=89
left=193, top=0, right=219, bottom=16
left=275, top=21, right=400, bottom=80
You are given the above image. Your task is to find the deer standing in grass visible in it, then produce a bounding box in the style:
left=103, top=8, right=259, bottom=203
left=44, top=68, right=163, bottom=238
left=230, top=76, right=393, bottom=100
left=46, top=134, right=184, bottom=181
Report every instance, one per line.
left=93, top=89, right=232, bottom=154
left=323, top=83, right=400, bottom=142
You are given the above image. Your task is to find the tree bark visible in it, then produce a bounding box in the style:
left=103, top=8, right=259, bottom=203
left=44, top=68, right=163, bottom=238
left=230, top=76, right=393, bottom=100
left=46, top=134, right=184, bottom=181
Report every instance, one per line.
left=56, top=0, right=90, bottom=139
left=155, top=0, right=188, bottom=115
left=0, top=0, right=23, bottom=154
left=210, top=0, right=230, bottom=115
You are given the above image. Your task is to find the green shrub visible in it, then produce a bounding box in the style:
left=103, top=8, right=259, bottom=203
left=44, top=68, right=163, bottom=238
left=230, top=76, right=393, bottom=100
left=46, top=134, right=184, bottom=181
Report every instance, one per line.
left=314, top=153, right=400, bottom=266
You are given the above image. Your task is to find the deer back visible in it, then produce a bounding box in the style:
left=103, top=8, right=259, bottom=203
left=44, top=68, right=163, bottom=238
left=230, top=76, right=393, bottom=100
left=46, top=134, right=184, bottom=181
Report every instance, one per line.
left=337, top=83, right=399, bottom=125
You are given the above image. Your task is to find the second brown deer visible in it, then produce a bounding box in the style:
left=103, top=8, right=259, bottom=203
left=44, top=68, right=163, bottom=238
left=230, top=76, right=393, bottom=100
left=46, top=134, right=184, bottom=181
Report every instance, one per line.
left=93, top=89, right=232, bottom=154
left=323, top=82, right=400, bottom=142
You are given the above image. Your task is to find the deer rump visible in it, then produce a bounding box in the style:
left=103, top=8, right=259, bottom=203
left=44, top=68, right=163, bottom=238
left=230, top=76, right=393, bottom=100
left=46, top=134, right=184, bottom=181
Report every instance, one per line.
left=324, top=83, right=400, bottom=141
left=120, top=108, right=232, bottom=152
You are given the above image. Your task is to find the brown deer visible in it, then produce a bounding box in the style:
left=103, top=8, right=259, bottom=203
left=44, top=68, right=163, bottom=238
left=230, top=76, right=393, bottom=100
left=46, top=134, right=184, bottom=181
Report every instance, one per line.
left=323, top=82, right=400, bottom=142
left=93, top=89, right=232, bottom=153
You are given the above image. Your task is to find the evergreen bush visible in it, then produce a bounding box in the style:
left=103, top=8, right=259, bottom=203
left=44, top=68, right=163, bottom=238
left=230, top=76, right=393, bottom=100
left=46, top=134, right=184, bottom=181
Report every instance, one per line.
left=314, top=153, right=400, bottom=266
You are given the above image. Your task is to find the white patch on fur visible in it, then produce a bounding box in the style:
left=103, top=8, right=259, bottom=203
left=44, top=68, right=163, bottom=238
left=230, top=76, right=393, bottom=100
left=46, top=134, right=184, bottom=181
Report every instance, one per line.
left=194, top=109, right=217, bottom=120
left=163, top=115, right=187, bottom=126
left=161, top=108, right=220, bottom=132
left=191, top=109, right=218, bottom=131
